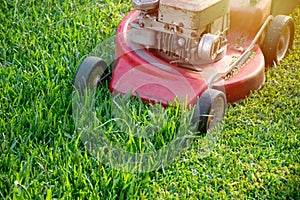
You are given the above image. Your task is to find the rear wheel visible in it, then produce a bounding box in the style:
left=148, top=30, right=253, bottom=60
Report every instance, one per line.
left=262, top=15, right=295, bottom=66
left=192, top=89, right=226, bottom=133
left=74, top=56, right=108, bottom=94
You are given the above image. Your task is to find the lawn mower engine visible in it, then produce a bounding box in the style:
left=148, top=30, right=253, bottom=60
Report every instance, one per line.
left=130, top=0, right=230, bottom=65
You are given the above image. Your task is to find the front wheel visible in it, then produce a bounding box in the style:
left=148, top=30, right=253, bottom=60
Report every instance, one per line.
left=74, top=56, right=108, bottom=94
left=262, top=15, right=295, bottom=66
left=192, top=89, right=227, bottom=133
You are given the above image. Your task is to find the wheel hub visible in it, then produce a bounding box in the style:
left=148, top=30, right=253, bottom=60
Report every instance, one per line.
left=207, top=96, right=226, bottom=131
left=277, top=26, right=291, bottom=62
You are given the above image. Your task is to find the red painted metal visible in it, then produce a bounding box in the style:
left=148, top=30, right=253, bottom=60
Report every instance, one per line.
left=110, top=7, right=266, bottom=105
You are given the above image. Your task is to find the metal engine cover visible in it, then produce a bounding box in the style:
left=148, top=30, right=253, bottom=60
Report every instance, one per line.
left=159, top=0, right=230, bottom=30
left=131, top=0, right=159, bottom=10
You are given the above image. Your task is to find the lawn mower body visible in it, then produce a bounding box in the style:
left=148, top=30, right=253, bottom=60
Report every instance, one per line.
left=75, top=0, right=294, bottom=132
left=110, top=0, right=275, bottom=104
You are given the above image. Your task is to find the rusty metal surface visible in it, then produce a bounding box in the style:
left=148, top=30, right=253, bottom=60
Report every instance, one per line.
left=159, top=0, right=230, bottom=29
left=132, top=0, right=159, bottom=10
left=160, top=0, right=222, bottom=12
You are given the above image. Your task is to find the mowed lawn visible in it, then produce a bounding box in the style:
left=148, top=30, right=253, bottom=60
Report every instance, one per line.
left=0, top=1, right=299, bottom=199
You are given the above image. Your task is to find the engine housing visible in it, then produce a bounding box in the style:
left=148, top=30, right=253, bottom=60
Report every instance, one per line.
left=130, top=0, right=230, bottom=66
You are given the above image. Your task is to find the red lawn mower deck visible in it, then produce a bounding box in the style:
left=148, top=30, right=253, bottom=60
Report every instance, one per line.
left=74, top=0, right=295, bottom=132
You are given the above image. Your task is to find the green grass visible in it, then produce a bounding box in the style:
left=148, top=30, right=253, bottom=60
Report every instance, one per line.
left=1, top=0, right=299, bottom=199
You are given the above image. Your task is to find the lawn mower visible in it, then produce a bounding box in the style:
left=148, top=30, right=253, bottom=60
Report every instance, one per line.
left=74, top=0, right=295, bottom=133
